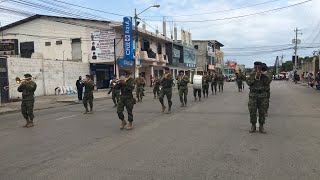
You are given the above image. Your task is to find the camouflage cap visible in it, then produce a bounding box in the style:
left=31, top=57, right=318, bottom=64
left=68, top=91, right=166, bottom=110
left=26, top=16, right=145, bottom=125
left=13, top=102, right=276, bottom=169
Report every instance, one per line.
left=254, top=61, right=262, bottom=66
left=24, top=73, right=32, bottom=78
left=123, top=70, right=132, bottom=75
left=163, top=66, right=170, bottom=70
left=179, top=70, right=184, bottom=73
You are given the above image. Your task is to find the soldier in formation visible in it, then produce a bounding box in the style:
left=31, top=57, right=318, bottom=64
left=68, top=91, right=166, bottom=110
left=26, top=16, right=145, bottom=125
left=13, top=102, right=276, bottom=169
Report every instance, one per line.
left=153, top=76, right=160, bottom=99
left=177, top=70, right=189, bottom=107
left=83, top=74, right=94, bottom=114
left=236, top=69, right=246, bottom=92
left=135, top=73, right=145, bottom=102
left=218, top=72, right=225, bottom=92
left=116, top=70, right=135, bottom=130
left=159, top=67, right=174, bottom=113
left=210, top=70, right=218, bottom=95
left=202, top=71, right=210, bottom=98
left=17, top=73, right=37, bottom=128
left=110, top=75, right=120, bottom=107
left=261, top=63, right=272, bottom=116
left=246, top=61, right=272, bottom=133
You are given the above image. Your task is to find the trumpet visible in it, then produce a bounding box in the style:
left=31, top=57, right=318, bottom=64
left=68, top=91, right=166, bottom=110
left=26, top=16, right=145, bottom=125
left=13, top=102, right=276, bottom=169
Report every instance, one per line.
left=3, top=76, right=37, bottom=90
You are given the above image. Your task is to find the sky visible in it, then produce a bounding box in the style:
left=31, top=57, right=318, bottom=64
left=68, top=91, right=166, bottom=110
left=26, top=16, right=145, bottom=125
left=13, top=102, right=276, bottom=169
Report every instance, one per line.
left=1, top=0, right=320, bottom=67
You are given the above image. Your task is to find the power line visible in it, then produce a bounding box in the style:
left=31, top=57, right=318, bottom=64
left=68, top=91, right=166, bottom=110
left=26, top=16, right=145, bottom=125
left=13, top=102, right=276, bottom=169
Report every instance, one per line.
left=141, top=0, right=283, bottom=17
left=144, top=0, right=312, bottom=23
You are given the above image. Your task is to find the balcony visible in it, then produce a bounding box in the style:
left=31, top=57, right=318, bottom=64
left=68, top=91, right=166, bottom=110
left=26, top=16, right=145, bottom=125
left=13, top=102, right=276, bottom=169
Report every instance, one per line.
left=139, top=51, right=158, bottom=62
left=159, top=54, right=168, bottom=63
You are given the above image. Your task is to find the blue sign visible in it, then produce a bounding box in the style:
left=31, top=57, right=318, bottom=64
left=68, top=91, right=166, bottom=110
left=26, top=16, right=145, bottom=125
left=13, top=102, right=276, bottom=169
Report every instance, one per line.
left=118, top=59, right=134, bottom=67
left=123, top=17, right=134, bottom=60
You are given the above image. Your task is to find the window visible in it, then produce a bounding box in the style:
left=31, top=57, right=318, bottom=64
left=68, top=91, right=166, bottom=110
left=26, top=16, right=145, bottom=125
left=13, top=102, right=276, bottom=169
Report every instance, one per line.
left=194, top=45, right=199, bottom=49
left=45, top=42, right=51, bottom=46
left=157, top=43, right=162, bottom=54
left=71, top=38, right=82, bottom=60
left=56, top=40, right=62, bottom=45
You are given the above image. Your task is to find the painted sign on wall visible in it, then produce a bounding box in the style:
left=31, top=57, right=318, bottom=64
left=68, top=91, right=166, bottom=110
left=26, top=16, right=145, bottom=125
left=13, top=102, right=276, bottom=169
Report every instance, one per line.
left=90, top=29, right=115, bottom=63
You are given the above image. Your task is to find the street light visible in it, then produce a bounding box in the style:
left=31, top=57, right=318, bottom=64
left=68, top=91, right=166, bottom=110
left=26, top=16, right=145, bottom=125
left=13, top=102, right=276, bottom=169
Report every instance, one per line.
left=134, top=4, right=160, bottom=78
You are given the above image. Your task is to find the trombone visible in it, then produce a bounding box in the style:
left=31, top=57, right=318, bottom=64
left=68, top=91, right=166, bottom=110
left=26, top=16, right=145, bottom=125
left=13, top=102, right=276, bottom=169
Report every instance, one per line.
left=3, top=76, right=37, bottom=90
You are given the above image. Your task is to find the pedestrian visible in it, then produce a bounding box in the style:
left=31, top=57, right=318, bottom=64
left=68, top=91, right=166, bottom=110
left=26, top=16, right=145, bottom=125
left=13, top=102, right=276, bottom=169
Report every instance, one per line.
left=153, top=76, right=160, bottom=99
left=135, top=73, right=145, bottom=102
left=150, top=75, right=153, bottom=87
left=110, top=76, right=120, bottom=107
left=177, top=70, right=189, bottom=107
left=236, top=70, right=245, bottom=92
left=202, top=71, right=210, bottom=98
left=211, top=70, right=218, bottom=95
left=159, top=67, right=174, bottom=113
left=83, top=74, right=94, bottom=114
left=17, top=73, right=37, bottom=128
left=76, top=76, right=83, bottom=101
left=218, top=72, right=225, bottom=92
left=246, top=62, right=271, bottom=133
left=116, top=70, right=135, bottom=130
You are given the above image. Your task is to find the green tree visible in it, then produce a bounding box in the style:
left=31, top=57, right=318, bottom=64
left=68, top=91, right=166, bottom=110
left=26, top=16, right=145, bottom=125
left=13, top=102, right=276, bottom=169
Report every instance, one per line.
left=280, top=61, right=293, bottom=72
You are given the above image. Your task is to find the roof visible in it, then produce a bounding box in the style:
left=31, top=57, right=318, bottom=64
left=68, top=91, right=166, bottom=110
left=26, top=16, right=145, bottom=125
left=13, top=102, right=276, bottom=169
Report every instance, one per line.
left=192, top=40, right=224, bottom=47
left=0, top=14, right=112, bottom=31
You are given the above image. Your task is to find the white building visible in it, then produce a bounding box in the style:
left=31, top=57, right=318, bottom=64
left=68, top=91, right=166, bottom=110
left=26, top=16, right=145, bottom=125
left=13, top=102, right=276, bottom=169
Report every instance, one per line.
left=0, top=15, right=170, bottom=100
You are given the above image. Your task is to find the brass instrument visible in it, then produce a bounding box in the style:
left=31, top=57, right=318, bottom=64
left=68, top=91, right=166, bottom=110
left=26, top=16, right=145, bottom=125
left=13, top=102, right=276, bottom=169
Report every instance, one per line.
left=3, top=76, right=37, bottom=90
left=161, top=73, right=170, bottom=81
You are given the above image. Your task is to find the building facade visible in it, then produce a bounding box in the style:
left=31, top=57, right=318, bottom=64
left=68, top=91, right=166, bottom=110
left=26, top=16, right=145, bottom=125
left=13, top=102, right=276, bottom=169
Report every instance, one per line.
left=192, top=40, right=224, bottom=74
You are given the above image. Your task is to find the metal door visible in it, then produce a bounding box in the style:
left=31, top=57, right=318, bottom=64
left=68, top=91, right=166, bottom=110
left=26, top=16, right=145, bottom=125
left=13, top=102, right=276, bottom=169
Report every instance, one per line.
left=0, top=56, right=9, bottom=103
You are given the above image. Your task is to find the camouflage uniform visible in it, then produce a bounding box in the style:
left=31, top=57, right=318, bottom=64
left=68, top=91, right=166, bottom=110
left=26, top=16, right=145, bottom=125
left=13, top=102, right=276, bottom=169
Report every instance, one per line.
left=202, top=74, right=210, bottom=97
left=153, top=78, right=160, bottom=98
left=218, top=75, right=225, bottom=92
left=211, top=73, right=218, bottom=95
left=83, top=80, right=94, bottom=112
left=159, top=73, right=174, bottom=112
left=236, top=73, right=246, bottom=92
left=263, top=71, right=272, bottom=116
left=135, top=77, right=145, bottom=102
left=177, top=75, right=189, bottom=106
left=17, top=81, right=37, bottom=126
left=117, top=77, right=135, bottom=123
left=246, top=73, right=271, bottom=125
left=110, top=79, right=120, bottom=106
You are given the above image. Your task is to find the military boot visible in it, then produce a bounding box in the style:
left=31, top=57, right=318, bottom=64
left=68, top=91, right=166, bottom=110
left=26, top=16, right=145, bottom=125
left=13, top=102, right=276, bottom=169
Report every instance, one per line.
left=120, top=120, right=127, bottom=130
left=84, top=108, right=89, bottom=114
left=23, top=119, right=30, bottom=128
left=161, top=105, right=166, bottom=113
left=167, top=107, right=171, bottom=114
left=126, top=122, right=133, bottom=130
left=180, top=103, right=184, bottom=107
left=28, top=119, right=34, bottom=127
left=194, top=97, right=197, bottom=101
left=249, top=124, right=256, bottom=133
left=259, top=125, right=266, bottom=134
left=184, top=101, right=187, bottom=107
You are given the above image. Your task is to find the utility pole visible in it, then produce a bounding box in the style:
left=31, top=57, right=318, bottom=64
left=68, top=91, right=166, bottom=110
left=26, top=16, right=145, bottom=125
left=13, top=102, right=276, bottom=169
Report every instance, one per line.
left=134, top=8, right=138, bottom=78
left=293, top=28, right=302, bottom=69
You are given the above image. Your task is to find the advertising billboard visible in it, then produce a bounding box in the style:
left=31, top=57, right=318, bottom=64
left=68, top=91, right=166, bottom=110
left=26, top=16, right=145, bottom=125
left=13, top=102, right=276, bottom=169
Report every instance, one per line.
left=90, top=29, right=115, bottom=63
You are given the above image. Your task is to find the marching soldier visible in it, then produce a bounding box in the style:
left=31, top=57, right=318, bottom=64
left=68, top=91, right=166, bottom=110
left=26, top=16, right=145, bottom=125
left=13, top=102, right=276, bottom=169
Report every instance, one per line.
left=202, top=71, right=210, bottom=98
left=110, top=75, right=120, bottom=107
left=116, top=70, right=135, bottom=130
left=261, top=63, right=272, bottom=117
left=135, top=73, right=145, bottom=102
left=218, top=72, right=225, bottom=92
left=236, top=69, right=246, bottom=92
left=17, top=73, right=37, bottom=128
left=83, top=74, right=94, bottom=114
left=177, top=70, right=189, bottom=107
left=211, top=70, right=218, bottom=95
left=153, top=76, right=160, bottom=99
left=159, top=67, right=174, bottom=113
left=246, top=62, right=271, bottom=133
left=82, top=74, right=94, bottom=114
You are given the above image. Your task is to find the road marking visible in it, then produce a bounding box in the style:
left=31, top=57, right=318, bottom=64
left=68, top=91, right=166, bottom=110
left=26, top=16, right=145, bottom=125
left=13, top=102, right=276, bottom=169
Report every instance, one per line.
left=56, top=115, right=78, bottom=121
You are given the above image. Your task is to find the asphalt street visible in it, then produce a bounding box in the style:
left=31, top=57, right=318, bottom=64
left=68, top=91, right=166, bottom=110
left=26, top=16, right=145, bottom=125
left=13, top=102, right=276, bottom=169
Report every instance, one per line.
left=1, top=81, right=320, bottom=180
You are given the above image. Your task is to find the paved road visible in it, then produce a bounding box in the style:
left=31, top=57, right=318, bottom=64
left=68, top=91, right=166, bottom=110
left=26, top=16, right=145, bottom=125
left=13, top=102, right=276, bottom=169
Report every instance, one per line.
left=1, top=81, right=320, bottom=179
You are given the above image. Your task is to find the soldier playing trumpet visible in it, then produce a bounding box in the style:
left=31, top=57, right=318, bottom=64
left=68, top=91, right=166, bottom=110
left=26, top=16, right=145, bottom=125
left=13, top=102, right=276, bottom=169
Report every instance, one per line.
left=17, top=74, right=37, bottom=128
left=159, top=67, right=174, bottom=113
left=177, top=70, right=189, bottom=107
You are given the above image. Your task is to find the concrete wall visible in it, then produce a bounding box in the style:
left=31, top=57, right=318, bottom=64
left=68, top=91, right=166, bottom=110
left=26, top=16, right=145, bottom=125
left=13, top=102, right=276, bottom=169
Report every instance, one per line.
left=7, top=57, right=89, bottom=99
left=193, top=41, right=208, bottom=70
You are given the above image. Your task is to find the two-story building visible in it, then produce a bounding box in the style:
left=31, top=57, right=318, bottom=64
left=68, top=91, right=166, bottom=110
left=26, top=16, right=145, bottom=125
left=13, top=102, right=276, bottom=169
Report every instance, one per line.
left=192, top=40, right=224, bottom=74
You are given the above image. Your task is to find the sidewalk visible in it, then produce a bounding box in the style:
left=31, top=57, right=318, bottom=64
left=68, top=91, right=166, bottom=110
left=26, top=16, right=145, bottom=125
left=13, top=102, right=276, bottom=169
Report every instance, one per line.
left=0, top=87, right=157, bottom=115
